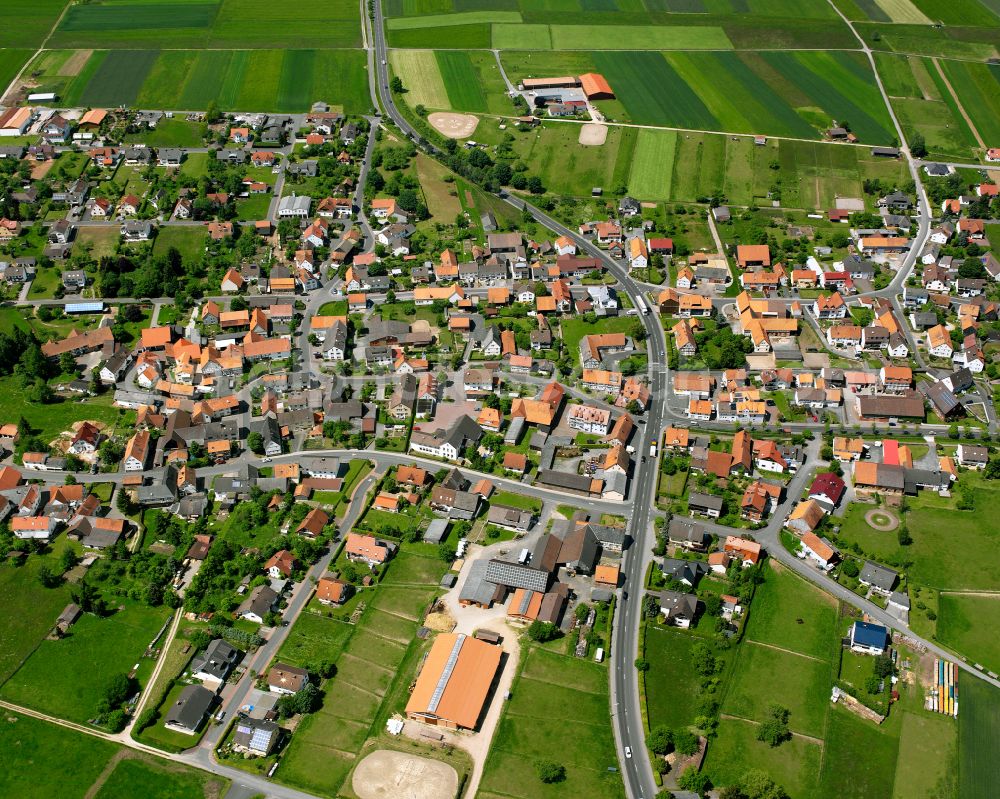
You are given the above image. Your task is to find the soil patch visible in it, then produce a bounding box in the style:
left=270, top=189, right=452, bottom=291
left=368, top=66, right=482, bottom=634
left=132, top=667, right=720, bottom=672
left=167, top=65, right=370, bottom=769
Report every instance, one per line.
left=428, top=112, right=478, bottom=140
left=865, top=509, right=899, bottom=531
left=352, top=749, right=458, bottom=799
left=578, top=123, right=608, bottom=145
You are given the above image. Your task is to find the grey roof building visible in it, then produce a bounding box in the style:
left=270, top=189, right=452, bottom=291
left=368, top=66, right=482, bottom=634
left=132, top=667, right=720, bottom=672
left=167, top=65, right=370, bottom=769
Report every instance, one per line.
left=484, top=558, right=550, bottom=593
left=487, top=504, right=534, bottom=532
left=859, top=561, right=898, bottom=595
left=459, top=558, right=502, bottom=607
left=164, top=684, right=214, bottom=734
left=190, top=639, right=240, bottom=683
left=232, top=717, right=281, bottom=756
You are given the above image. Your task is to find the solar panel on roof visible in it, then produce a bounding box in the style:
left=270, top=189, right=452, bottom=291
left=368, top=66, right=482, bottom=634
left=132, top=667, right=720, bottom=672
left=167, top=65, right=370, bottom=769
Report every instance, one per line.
left=427, top=634, right=466, bottom=714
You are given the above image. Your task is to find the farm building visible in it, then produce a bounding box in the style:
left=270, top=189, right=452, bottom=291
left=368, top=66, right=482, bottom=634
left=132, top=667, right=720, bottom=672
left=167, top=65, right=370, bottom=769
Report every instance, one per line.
left=579, top=73, right=615, bottom=100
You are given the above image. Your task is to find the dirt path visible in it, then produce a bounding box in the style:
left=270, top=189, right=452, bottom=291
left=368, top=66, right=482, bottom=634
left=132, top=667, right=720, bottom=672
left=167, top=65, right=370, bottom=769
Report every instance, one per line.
left=932, top=58, right=986, bottom=150
left=129, top=608, right=182, bottom=729
left=746, top=639, right=826, bottom=663
left=84, top=749, right=130, bottom=799
left=719, top=714, right=826, bottom=745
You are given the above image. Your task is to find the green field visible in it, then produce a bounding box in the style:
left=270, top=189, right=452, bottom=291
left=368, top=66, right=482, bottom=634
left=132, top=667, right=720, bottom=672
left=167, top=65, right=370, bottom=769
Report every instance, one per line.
left=0, top=1, right=70, bottom=47
left=94, top=757, right=223, bottom=799
left=0, top=558, right=72, bottom=685
left=938, top=593, right=1000, bottom=672
left=959, top=677, right=1000, bottom=799
left=643, top=626, right=702, bottom=728
left=479, top=646, right=624, bottom=799
left=0, top=376, right=127, bottom=442
left=816, top=705, right=900, bottom=799
left=51, top=0, right=361, bottom=49
left=628, top=129, right=677, bottom=200
left=893, top=710, right=958, bottom=799
left=27, top=48, right=370, bottom=113
left=152, top=226, right=207, bottom=264
left=837, top=476, right=1000, bottom=591
left=560, top=316, right=641, bottom=364
left=940, top=59, right=1000, bottom=148
left=874, top=53, right=978, bottom=161
left=0, top=602, right=169, bottom=724
left=0, top=49, right=32, bottom=91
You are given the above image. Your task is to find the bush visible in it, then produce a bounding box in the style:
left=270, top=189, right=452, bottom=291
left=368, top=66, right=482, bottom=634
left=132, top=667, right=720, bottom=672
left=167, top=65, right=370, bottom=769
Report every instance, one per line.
left=134, top=707, right=158, bottom=732
left=647, top=724, right=673, bottom=755
left=527, top=621, right=560, bottom=642
left=537, top=761, right=566, bottom=783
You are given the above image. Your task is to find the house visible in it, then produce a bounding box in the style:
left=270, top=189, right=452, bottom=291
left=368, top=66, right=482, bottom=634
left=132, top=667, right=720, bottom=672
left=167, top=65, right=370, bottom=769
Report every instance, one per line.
left=190, top=639, right=240, bottom=685
left=688, top=492, right=723, bottom=519
left=232, top=718, right=281, bottom=757
left=849, top=620, right=889, bottom=656
left=957, top=444, right=988, bottom=469
left=785, top=499, right=825, bottom=534
left=859, top=561, right=898, bottom=596
left=809, top=472, right=846, bottom=510
left=316, top=576, right=350, bottom=605
left=799, top=532, right=838, bottom=570
left=667, top=518, right=707, bottom=551
left=164, top=685, right=214, bottom=735
left=267, top=663, right=309, bottom=695
left=658, top=590, right=698, bottom=628
left=236, top=584, right=279, bottom=623
left=723, top=536, right=761, bottom=567
left=345, top=532, right=395, bottom=567
left=926, top=324, right=953, bottom=358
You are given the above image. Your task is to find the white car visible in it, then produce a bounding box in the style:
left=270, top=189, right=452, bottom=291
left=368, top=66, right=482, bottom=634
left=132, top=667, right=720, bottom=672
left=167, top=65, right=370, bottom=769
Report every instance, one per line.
left=624, top=746, right=632, bottom=759
left=261, top=456, right=272, bottom=463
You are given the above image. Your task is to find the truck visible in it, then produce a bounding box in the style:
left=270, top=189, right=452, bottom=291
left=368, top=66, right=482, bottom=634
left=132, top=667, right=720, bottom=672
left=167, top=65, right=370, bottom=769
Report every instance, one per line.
left=649, top=442, right=657, bottom=458
left=634, top=294, right=649, bottom=315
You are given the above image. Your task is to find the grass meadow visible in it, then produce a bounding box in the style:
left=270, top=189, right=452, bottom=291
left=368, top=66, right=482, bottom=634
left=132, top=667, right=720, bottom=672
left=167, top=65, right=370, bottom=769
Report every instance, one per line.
left=959, top=677, right=1000, bottom=799
left=0, top=602, right=169, bottom=725
left=0, top=0, right=70, bottom=47
left=940, top=60, right=1000, bottom=147
left=937, top=593, right=1000, bottom=673
left=152, top=226, right=207, bottom=265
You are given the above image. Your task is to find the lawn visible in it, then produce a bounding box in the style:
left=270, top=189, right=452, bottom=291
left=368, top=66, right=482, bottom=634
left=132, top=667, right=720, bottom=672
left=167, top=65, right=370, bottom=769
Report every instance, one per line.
left=743, top=562, right=839, bottom=660
left=702, top=717, right=821, bottom=798
left=479, top=646, right=624, bottom=799
left=0, top=558, right=73, bottom=685
left=816, top=705, right=899, bottom=799
left=381, top=549, right=449, bottom=586
left=0, top=378, right=127, bottom=443
left=959, top=677, right=1000, bottom=799
left=628, top=129, right=677, bottom=201
left=723, top=642, right=832, bottom=737
left=152, top=226, right=206, bottom=265
left=369, top=585, right=436, bottom=620
left=1, top=602, right=170, bottom=725
left=491, top=490, right=542, bottom=514
left=275, top=612, right=354, bottom=669
left=836, top=476, right=1000, bottom=590
left=95, top=755, right=225, bottom=799
left=77, top=226, right=121, bottom=260
left=937, top=593, right=1000, bottom=672
left=643, top=625, right=701, bottom=729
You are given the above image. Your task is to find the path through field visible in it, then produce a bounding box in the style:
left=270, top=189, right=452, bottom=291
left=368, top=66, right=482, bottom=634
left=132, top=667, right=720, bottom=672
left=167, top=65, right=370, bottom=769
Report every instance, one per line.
left=932, top=58, right=986, bottom=150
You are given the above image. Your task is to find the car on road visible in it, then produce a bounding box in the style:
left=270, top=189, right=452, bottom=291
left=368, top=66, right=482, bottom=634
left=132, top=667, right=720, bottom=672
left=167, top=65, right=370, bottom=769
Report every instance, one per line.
left=262, top=457, right=272, bottom=463
left=625, top=746, right=632, bottom=758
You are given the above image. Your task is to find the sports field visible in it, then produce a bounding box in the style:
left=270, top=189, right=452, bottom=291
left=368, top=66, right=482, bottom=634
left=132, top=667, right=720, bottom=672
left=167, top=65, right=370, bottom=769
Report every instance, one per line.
left=50, top=0, right=362, bottom=49
left=24, top=48, right=370, bottom=113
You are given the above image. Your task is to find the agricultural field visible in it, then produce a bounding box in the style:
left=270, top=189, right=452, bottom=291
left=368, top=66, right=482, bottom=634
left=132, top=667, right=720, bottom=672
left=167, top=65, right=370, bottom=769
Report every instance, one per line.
left=23, top=49, right=370, bottom=113
left=0, top=49, right=32, bottom=93
left=0, top=1, right=70, bottom=48
left=49, top=0, right=361, bottom=49
left=0, top=711, right=226, bottom=799
left=390, top=49, right=511, bottom=114
left=478, top=646, right=624, bottom=799
left=0, top=601, right=170, bottom=725
left=874, top=53, right=979, bottom=161
left=959, top=677, right=1000, bottom=799
left=939, top=59, right=1000, bottom=148
left=498, top=50, right=896, bottom=142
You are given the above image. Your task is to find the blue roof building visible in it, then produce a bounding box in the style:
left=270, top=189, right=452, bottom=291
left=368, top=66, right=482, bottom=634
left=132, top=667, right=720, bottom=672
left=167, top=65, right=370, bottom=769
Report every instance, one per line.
left=850, top=620, right=889, bottom=655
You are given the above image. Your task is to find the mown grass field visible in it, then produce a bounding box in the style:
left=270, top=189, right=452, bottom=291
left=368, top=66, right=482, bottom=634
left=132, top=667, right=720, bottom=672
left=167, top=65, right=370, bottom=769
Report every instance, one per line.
left=937, top=593, right=1000, bottom=672
left=152, top=226, right=206, bottom=265
left=50, top=0, right=361, bottom=49
left=479, top=646, right=624, bottom=799
left=893, top=710, right=958, bottom=799
left=0, top=558, right=72, bottom=685
left=643, top=626, right=702, bottom=728
left=94, top=757, right=224, bottom=799
left=628, top=129, right=677, bottom=200
left=31, top=48, right=370, bottom=113
left=0, top=602, right=169, bottom=725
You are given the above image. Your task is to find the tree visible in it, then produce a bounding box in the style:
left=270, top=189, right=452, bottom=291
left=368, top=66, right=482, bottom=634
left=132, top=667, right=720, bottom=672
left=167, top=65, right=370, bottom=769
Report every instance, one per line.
left=100, top=673, right=133, bottom=714
left=986, top=458, right=1000, bottom=480
left=691, top=642, right=717, bottom=675
left=732, top=770, right=789, bottom=799
left=756, top=704, right=790, bottom=747
left=635, top=657, right=650, bottom=672
left=527, top=620, right=560, bottom=642
left=647, top=724, right=673, bottom=755
left=841, top=559, right=860, bottom=578
left=673, top=728, right=700, bottom=756
left=247, top=431, right=264, bottom=455
left=277, top=682, right=321, bottom=718
left=678, top=767, right=710, bottom=793
left=37, top=563, right=62, bottom=588
left=59, top=547, right=79, bottom=573
left=910, top=133, right=927, bottom=158
left=536, top=761, right=566, bottom=783
left=390, top=76, right=404, bottom=93
left=873, top=653, right=893, bottom=678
